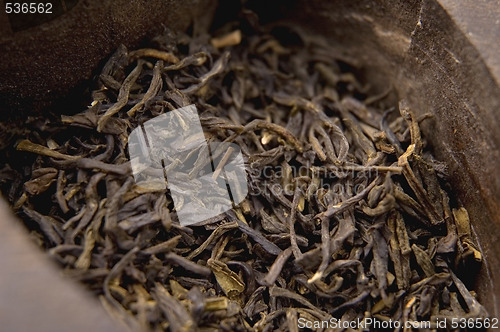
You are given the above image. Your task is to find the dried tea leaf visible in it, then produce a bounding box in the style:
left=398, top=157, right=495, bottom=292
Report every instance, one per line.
left=204, top=297, right=229, bottom=311
left=207, top=258, right=245, bottom=298
left=211, top=30, right=242, bottom=48
left=411, top=244, right=435, bottom=278
left=24, top=167, right=58, bottom=195
left=153, top=283, right=194, bottom=332
left=453, top=207, right=471, bottom=239
left=17, top=140, right=80, bottom=160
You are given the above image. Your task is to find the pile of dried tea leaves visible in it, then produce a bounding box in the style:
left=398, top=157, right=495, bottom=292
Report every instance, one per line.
left=0, top=11, right=488, bottom=332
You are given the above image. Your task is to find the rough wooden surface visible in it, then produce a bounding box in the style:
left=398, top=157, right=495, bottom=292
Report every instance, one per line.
left=0, top=0, right=213, bottom=118
left=439, top=0, right=500, bottom=85
left=0, top=198, right=130, bottom=332
left=431, top=0, right=500, bottom=316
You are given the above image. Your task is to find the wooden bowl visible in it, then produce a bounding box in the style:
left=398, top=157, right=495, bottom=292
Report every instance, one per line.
left=1, top=0, right=498, bottom=330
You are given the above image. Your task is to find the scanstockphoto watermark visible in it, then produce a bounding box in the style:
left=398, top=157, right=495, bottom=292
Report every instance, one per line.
left=247, top=163, right=379, bottom=198
left=251, top=164, right=380, bottom=181
left=297, top=317, right=436, bottom=330
left=297, top=317, right=500, bottom=330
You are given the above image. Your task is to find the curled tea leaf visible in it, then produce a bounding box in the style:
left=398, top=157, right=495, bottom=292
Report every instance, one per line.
left=24, top=167, right=58, bottom=195
left=208, top=258, right=245, bottom=298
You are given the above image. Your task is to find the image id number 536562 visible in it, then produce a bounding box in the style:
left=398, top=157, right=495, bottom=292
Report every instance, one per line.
left=5, top=2, right=52, bottom=14
left=451, top=318, right=498, bottom=329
